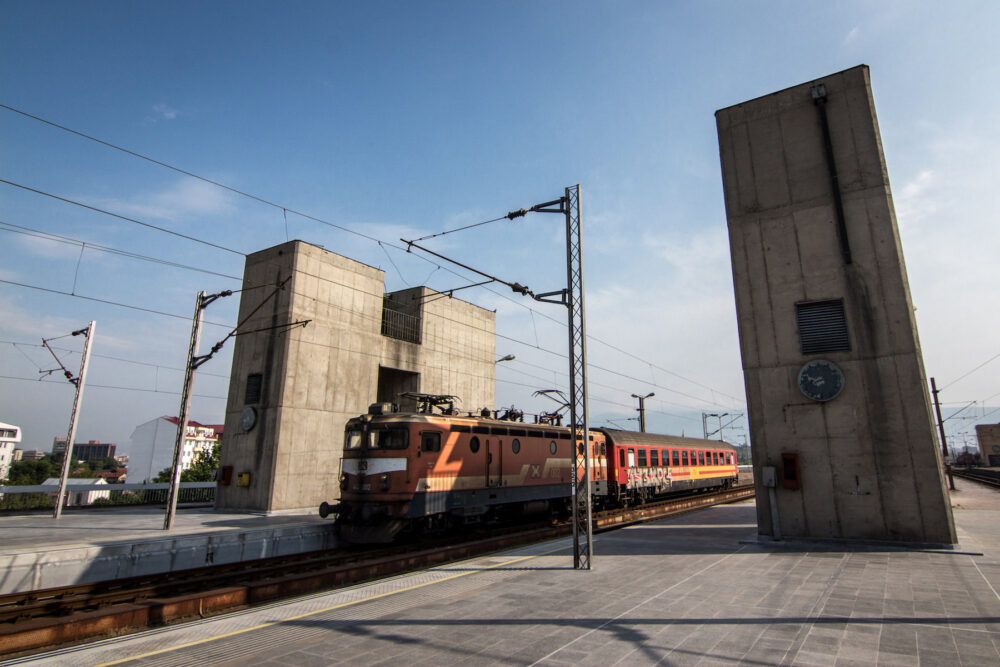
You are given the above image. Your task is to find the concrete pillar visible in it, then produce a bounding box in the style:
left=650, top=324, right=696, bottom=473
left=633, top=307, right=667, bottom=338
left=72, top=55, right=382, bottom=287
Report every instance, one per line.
left=716, top=65, right=956, bottom=544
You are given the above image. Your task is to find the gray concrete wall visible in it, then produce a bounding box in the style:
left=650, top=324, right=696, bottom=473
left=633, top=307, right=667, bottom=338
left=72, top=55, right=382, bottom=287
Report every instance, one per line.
left=218, top=241, right=496, bottom=513
left=716, top=65, right=956, bottom=544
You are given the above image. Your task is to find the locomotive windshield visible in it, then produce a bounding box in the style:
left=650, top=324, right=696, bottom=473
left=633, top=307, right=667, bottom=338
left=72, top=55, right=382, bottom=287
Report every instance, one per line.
left=345, top=429, right=364, bottom=450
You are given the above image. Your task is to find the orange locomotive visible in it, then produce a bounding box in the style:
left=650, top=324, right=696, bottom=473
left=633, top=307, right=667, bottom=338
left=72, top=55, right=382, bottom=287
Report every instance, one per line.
left=324, top=401, right=738, bottom=542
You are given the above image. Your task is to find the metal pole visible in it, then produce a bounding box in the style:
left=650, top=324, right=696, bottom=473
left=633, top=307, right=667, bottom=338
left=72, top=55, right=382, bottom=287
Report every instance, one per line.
left=632, top=393, right=653, bottom=433
left=930, top=377, right=955, bottom=491
left=164, top=292, right=206, bottom=530
left=53, top=321, right=95, bottom=518
left=562, top=185, right=592, bottom=570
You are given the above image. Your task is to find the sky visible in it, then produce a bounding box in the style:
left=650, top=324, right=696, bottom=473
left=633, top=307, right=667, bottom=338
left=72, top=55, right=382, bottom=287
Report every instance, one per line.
left=1, top=1, right=997, bottom=455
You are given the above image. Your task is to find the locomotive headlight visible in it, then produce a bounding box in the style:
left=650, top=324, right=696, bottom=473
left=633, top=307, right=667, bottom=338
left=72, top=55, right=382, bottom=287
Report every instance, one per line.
left=339, top=473, right=348, bottom=490
left=381, top=473, right=391, bottom=490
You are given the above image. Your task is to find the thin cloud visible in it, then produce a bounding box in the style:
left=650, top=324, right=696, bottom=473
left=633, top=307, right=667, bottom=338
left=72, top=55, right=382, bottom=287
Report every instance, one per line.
left=86, top=179, right=237, bottom=223
left=152, top=103, right=178, bottom=120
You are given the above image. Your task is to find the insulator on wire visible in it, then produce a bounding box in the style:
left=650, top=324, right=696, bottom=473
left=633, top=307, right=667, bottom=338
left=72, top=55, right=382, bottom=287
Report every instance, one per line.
left=506, top=208, right=527, bottom=220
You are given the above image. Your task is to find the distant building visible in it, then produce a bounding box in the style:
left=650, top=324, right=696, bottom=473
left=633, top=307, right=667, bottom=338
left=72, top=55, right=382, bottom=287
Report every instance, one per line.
left=18, top=450, right=46, bottom=461
left=94, top=468, right=127, bottom=483
left=976, top=423, right=1000, bottom=467
left=128, top=417, right=223, bottom=483
left=52, top=438, right=116, bottom=462
left=0, top=422, right=22, bottom=482
left=41, top=477, right=110, bottom=506
left=74, top=441, right=116, bottom=462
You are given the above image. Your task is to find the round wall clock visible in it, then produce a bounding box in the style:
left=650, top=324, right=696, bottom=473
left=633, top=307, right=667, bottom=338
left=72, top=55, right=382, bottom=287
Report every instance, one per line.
left=797, top=359, right=845, bottom=402
left=240, top=406, right=258, bottom=431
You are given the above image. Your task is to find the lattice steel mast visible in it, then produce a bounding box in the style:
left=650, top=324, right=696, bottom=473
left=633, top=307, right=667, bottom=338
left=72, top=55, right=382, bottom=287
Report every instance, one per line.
left=532, top=185, right=592, bottom=569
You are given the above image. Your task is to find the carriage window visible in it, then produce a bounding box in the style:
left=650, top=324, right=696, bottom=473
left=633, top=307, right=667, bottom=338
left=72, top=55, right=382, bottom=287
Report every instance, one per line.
left=628, top=448, right=636, bottom=467
left=420, top=432, right=441, bottom=452
left=470, top=436, right=481, bottom=453
left=681, top=450, right=689, bottom=466
left=672, top=450, right=680, bottom=466
left=698, top=451, right=705, bottom=466
left=345, top=430, right=364, bottom=450
left=650, top=450, right=659, bottom=466
left=662, top=449, right=669, bottom=466
left=372, top=428, right=408, bottom=450
left=512, top=438, right=521, bottom=454
left=711, top=451, right=717, bottom=465
left=638, top=449, right=648, bottom=467
left=619, top=448, right=625, bottom=466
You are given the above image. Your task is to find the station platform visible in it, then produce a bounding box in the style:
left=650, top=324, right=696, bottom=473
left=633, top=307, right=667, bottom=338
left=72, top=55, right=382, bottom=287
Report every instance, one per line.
left=8, top=478, right=999, bottom=666
left=0, top=508, right=336, bottom=594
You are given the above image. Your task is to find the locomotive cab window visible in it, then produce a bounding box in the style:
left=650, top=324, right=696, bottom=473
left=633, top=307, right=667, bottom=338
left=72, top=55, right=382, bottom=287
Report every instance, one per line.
left=345, top=429, right=365, bottom=450
left=420, top=432, right=441, bottom=452
left=372, top=428, right=408, bottom=450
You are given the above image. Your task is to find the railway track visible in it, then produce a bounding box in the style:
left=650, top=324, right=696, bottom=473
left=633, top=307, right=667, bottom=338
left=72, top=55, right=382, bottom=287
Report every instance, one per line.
left=952, top=468, right=1000, bottom=489
left=0, top=485, right=753, bottom=657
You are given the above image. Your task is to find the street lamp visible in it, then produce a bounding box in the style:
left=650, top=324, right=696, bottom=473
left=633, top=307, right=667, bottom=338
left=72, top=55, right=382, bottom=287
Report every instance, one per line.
left=496, top=354, right=515, bottom=363
left=630, top=392, right=654, bottom=432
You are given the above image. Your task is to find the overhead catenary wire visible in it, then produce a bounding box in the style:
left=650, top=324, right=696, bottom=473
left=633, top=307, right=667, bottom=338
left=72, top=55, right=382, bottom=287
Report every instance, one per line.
left=0, top=103, right=742, bottom=405
left=0, top=220, right=244, bottom=282
left=0, top=178, right=245, bottom=257
left=0, top=374, right=227, bottom=400
left=940, top=350, right=1000, bottom=391
left=0, top=340, right=231, bottom=380
left=0, top=278, right=234, bottom=329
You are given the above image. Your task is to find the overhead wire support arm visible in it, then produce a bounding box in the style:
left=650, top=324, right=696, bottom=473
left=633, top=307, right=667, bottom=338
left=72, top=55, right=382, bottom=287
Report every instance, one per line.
left=401, top=239, right=534, bottom=297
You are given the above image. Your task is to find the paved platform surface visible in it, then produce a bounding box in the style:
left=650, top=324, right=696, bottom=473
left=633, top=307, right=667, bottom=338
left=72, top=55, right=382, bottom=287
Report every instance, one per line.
left=0, top=508, right=335, bottom=593
left=9, top=478, right=999, bottom=666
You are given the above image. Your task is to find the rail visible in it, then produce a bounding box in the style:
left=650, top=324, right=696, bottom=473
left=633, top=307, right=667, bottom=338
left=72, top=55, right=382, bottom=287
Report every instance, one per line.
left=952, top=468, right=1000, bottom=489
left=0, top=486, right=754, bottom=656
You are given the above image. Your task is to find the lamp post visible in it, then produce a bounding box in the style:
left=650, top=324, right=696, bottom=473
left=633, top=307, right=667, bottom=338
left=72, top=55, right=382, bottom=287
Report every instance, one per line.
left=495, top=354, right=515, bottom=363
left=631, top=392, right=654, bottom=433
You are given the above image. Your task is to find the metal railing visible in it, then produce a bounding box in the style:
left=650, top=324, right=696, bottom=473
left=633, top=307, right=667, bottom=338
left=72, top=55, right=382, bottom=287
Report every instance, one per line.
left=0, top=482, right=216, bottom=511
left=381, top=304, right=422, bottom=344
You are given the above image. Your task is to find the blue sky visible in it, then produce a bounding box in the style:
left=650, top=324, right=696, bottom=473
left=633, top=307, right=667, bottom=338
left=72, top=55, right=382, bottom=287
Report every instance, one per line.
left=1, top=1, right=997, bottom=454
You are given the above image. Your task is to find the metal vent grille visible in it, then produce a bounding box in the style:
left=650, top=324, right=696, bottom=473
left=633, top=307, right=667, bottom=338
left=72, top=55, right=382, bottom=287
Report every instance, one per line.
left=244, top=373, right=262, bottom=404
left=796, top=299, right=850, bottom=355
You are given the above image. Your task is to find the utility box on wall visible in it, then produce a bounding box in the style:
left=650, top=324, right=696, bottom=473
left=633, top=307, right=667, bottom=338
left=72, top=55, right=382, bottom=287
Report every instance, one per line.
left=716, top=65, right=956, bottom=544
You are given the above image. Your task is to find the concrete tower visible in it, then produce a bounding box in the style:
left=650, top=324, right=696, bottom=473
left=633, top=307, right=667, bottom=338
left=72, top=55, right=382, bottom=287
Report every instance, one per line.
left=716, top=66, right=956, bottom=544
left=217, top=240, right=496, bottom=513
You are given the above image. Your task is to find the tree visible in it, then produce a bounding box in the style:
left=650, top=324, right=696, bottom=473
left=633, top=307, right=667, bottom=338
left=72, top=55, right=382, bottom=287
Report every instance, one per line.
left=2, top=457, right=60, bottom=485
left=182, top=443, right=220, bottom=482
left=153, top=443, right=220, bottom=483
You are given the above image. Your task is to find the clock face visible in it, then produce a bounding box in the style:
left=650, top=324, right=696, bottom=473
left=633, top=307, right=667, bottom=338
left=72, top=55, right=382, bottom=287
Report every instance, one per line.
left=797, top=360, right=845, bottom=402
left=240, top=406, right=258, bottom=431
